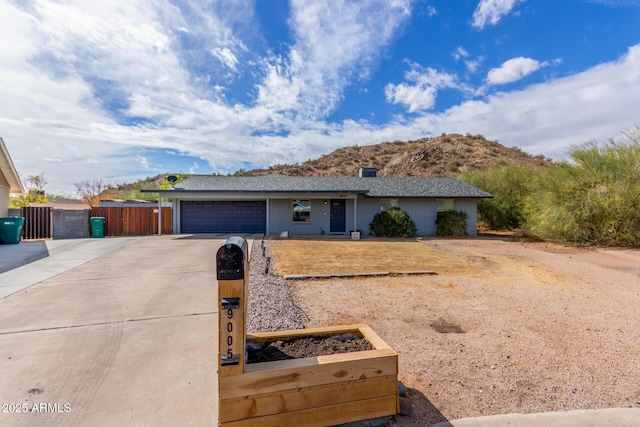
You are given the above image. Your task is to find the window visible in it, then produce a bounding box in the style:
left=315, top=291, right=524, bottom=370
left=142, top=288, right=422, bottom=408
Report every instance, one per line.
left=380, top=199, right=399, bottom=212
left=292, top=200, right=311, bottom=222
left=437, top=199, right=455, bottom=212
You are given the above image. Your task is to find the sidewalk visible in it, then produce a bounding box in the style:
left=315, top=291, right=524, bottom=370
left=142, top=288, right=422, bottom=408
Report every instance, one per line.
left=432, top=408, right=640, bottom=426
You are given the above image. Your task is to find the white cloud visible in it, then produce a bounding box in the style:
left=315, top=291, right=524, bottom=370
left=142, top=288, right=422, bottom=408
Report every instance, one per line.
left=188, top=162, right=199, bottom=174
left=211, top=47, right=239, bottom=70
left=453, top=47, right=483, bottom=73
left=386, top=65, right=473, bottom=112
left=583, top=0, right=640, bottom=5
left=465, top=58, right=483, bottom=73
left=254, top=0, right=412, bottom=120
left=453, top=47, right=469, bottom=61
left=385, top=83, right=438, bottom=112
left=136, top=155, right=150, bottom=170
left=486, top=57, right=549, bottom=85
left=472, top=0, right=521, bottom=29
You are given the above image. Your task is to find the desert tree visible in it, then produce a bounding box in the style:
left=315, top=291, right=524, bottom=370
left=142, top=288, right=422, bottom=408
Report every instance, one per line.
left=524, top=126, right=640, bottom=245
left=75, top=178, right=114, bottom=207
left=9, top=173, right=49, bottom=208
left=460, top=164, right=540, bottom=230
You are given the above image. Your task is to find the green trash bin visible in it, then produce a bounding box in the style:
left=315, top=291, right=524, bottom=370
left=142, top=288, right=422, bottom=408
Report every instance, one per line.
left=0, top=217, right=25, bottom=244
left=90, top=217, right=105, bottom=238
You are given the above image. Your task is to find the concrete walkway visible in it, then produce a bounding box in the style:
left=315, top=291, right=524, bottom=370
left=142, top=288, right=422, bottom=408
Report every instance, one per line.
left=0, top=235, right=238, bottom=426
left=0, top=238, right=140, bottom=298
left=431, top=407, right=640, bottom=426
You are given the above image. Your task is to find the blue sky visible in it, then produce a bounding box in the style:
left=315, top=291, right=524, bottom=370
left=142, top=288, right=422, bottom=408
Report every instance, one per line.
left=1, top=0, right=639, bottom=195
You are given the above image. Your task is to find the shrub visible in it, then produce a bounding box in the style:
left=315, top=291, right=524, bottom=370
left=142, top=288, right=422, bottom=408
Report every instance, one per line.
left=460, top=164, right=538, bottom=230
left=436, top=211, right=468, bottom=236
left=369, top=208, right=418, bottom=238
left=523, top=129, right=640, bottom=245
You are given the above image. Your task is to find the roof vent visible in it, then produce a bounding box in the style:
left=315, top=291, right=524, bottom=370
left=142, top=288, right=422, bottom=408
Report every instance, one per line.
left=359, top=167, right=377, bottom=177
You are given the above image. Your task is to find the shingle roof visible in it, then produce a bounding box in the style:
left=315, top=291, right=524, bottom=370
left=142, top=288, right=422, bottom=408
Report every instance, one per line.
left=156, top=175, right=492, bottom=198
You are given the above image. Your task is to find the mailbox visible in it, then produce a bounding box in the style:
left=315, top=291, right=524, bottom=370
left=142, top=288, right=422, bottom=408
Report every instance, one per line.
left=216, top=236, right=248, bottom=280
left=216, top=236, right=250, bottom=376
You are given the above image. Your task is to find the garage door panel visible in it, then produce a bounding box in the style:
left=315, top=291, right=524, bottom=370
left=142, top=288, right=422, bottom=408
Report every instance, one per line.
left=181, top=201, right=266, bottom=233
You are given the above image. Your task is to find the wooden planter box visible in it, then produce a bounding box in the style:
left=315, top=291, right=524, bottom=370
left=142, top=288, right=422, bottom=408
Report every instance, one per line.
left=218, top=324, right=398, bottom=427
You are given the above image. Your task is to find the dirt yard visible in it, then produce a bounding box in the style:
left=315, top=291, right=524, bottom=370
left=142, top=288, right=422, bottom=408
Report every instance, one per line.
left=286, top=236, right=640, bottom=426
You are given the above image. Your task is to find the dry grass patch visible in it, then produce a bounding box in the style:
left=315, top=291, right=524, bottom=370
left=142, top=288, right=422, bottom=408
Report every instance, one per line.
left=270, top=239, right=477, bottom=276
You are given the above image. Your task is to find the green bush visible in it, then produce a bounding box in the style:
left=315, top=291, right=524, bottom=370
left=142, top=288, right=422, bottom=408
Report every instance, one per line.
left=369, top=208, right=418, bottom=238
left=436, top=210, right=468, bottom=236
left=523, top=129, right=640, bottom=245
left=461, top=164, right=539, bottom=230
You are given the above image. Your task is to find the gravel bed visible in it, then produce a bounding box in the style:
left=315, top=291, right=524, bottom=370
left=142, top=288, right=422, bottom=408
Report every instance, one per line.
left=247, top=239, right=307, bottom=333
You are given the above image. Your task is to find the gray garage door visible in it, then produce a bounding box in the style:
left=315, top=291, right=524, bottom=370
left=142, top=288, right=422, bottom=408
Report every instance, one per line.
left=180, top=201, right=266, bottom=233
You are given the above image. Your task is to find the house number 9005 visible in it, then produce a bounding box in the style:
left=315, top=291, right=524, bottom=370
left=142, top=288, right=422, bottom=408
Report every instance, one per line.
left=221, top=298, right=240, bottom=366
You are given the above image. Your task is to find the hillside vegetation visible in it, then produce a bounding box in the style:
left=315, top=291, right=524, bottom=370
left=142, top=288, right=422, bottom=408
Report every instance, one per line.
left=463, top=127, right=640, bottom=246
left=236, top=133, right=550, bottom=177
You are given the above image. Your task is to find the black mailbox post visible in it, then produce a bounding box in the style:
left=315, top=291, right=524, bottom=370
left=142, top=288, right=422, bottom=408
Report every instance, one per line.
left=216, top=236, right=250, bottom=377
left=216, top=236, right=248, bottom=280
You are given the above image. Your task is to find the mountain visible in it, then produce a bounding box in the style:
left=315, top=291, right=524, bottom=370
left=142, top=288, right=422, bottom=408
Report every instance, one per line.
left=235, top=133, right=551, bottom=177
left=109, top=134, right=551, bottom=197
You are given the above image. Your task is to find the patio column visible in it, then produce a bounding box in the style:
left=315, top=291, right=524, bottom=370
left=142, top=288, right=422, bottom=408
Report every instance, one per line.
left=265, top=198, right=270, bottom=235
left=157, top=196, right=162, bottom=236
left=354, top=195, right=358, bottom=232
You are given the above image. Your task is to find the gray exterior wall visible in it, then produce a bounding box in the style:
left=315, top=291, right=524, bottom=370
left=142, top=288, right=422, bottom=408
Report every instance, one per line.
left=0, top=170, right=9, bottom=217
left=53, top=209, right=90, bottom=239
left=172, top=193, right=479, bottom=236
left=269, top=198, right=357, bottom=235
left=356, top=196, right=478, bottom=236
left=455, top=199, right=479, bottom=236
left=0, top=187, right=9, bottom=217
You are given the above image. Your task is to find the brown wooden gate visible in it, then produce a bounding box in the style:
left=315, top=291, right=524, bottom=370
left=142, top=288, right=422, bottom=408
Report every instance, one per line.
left=21, top=206, right=53, bottom=239
left=91, top=207, right=172, bottom=236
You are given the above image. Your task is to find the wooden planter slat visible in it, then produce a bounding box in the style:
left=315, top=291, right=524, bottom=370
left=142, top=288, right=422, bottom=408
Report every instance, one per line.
left=219, top=324, right=398, bottom=426
left=219, top=375, right=397, bottom=423
left=221, top=395, right=398, bottom=427
left=221, top=347, right=397, bottom=399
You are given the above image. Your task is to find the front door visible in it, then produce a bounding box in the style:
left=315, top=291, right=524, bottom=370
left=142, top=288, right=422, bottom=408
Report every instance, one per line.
left=330, top=199, right=346, bottom=233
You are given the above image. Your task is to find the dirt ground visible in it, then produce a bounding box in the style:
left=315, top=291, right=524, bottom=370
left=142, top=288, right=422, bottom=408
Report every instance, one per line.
left=287, top=236, right=640, bottom=426
left=246, top=335, right=372, bottom=363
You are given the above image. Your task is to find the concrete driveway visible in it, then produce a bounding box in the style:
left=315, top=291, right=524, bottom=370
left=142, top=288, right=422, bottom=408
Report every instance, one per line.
left=0, top=235, right=246, bottom=426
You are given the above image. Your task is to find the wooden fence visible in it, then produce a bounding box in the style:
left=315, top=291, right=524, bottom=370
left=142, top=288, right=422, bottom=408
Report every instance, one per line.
left=21, top=206, right=53, bottom=239
left=91, top=207, right=172, bottom=236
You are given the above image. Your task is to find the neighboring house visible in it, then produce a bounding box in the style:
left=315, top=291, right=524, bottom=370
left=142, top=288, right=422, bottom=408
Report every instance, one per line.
left=0, top=138, right=25, bottom=217
left=30, top=199, right=90, bottom=210
left=145, top=170, right=493, bottom=236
